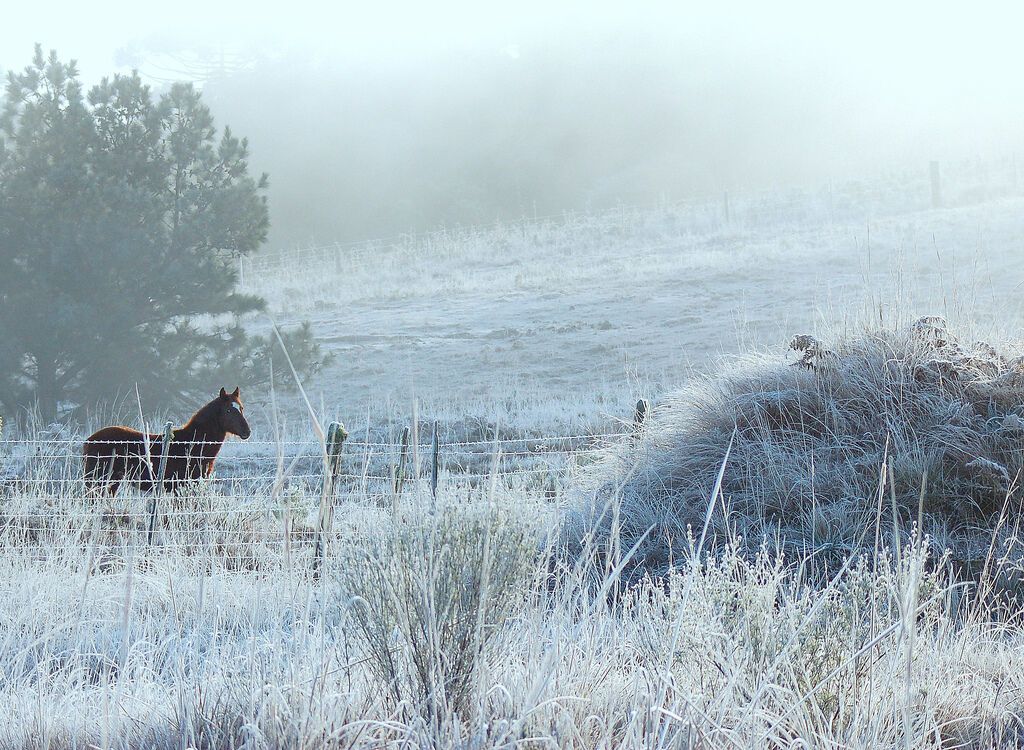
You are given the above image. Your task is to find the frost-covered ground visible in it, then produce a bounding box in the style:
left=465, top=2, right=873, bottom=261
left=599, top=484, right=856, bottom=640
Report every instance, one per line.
left=244, top=164, right=1024, bottom=435
left=4, top=446, right=1024, bottom=749
left=7, top=165, right=1024, bottom=748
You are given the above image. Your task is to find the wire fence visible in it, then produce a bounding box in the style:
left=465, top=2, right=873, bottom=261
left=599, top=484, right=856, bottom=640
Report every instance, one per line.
left=238, top=196, right=765, bottom=279
left=0, top=430, right=604, bottom=563
left=0, top=431, right=628, bottom=450
left=0, top=426, right=592, bottom=562
left=0, top=432, right=627, bottom=495
left=0, top=428, right=631, bottom=506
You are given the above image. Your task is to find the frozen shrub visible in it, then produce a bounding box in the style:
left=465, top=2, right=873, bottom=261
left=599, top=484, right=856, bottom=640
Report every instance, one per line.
left=565, top=319, right=1024, bottom=580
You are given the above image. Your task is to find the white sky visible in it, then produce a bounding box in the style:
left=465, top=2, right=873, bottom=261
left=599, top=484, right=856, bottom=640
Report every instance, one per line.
left=3, top=1, right=1024, bottom=182
left=3, top=1, right=1022, bottom=81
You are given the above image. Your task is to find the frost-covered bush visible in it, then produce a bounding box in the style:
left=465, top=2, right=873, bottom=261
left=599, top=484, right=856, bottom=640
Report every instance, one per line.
left=565, top=318, right=1024, bottom=579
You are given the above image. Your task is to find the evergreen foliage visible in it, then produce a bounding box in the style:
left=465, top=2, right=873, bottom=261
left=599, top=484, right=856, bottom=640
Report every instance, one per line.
left=0, top=46, right=326, bottom=418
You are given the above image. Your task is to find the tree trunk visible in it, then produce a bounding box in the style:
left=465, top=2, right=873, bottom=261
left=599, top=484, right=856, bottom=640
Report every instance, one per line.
left=33, top=353, right=59, bottom=422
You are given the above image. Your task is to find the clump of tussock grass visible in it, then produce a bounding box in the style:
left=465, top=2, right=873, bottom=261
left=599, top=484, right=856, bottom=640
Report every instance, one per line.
left=564, top=317, right=1024, bottom=581
left=338, top=499, right=537, bottom=726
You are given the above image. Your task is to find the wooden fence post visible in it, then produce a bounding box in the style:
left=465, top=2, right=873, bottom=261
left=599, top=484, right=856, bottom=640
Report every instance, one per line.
left=632, top=399, right=650, bottom=441
left=323, top=421, right=349, bottom=497
left=148, top=421, right=174, bottom=546
left=394, top=426, right=410, bottom=496
left=430, top=421, right=440, bottom=503
left=314, top=421, right=348, bottom=578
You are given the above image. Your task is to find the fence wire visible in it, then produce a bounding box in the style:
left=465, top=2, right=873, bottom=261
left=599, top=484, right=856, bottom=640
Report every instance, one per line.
left=0, top=431, right=625, bottom=487
left=0, top=431, right=627, bottom=450
left=0, top=429, right=624, bottom=541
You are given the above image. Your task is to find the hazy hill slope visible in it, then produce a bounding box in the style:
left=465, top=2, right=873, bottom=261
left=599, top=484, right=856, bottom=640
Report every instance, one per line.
left=244, top=191, right=1024, bottom=431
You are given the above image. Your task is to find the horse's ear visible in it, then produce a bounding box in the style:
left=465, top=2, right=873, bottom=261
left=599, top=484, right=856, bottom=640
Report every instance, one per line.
left=231, top=387, right=240, bottom=398
left=219, top=387, right=227, bottom=398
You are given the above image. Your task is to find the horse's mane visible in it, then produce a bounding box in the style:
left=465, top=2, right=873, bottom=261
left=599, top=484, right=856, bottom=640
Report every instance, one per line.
left=178, top=397, right=222, bottom=434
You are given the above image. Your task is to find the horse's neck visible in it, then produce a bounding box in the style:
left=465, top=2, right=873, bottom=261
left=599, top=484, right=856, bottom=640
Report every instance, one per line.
left=173, top=419, right=225, bottom=458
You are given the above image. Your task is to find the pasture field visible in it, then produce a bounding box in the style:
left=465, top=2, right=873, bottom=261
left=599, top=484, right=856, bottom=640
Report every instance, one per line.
left=243, top=159, right=1024, bottom=432
left=4, top=165, right=1024, bottom=748
left=3, top=427, right=1024, bottom=748
left=3, top=430, right=1024, bottom=749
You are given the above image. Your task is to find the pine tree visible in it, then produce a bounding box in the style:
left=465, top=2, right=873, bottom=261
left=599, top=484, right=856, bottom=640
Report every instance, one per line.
left=0, top=46, right=324, bottom=419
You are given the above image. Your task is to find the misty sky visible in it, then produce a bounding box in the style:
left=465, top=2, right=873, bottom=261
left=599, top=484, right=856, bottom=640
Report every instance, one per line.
left=4, top=1, right=1024, bottom=246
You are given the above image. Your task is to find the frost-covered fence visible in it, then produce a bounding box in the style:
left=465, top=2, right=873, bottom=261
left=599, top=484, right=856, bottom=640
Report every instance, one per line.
left=0, top=428, right=627, bottom=499
left=0, top=427, right=624, bottom=568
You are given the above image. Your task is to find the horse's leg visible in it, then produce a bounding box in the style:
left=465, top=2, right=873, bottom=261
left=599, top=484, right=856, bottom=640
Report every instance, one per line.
left=82, top=450, right=104, bottom=499
left=105, top=458, right=122, bottom=498
left=107, top=449, right=139, bottom=498
left=84, top=456, right=115, bottom=500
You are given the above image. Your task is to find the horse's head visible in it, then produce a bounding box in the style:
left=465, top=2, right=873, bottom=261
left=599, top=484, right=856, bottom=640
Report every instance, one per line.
left=217, top=387, right=251, bottom=439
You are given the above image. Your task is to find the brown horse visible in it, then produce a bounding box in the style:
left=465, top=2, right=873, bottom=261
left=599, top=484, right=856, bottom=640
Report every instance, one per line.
left=82, top=387, right=251, bottom=496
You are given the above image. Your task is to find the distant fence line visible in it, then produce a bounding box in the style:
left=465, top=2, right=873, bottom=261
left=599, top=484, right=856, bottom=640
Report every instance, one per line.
left=239, top=190, right=787, bottom=278
left=238, top=157, right=1024, bottom=280
left=240, top=235, right=734, bottom=285
left=239, top=199, right=691, bottom=276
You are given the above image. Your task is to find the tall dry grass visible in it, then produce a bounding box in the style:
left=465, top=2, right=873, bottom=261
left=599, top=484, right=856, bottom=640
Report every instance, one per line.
left=3, top=493, right=1023, bottom=748
left=4, top=320, right=1024, bottom=747
left=341, top=503, right=535, bottom=725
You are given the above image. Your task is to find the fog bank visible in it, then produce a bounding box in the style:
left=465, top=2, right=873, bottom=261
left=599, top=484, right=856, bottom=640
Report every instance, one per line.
left=4, top=2, right=1023, bottom=246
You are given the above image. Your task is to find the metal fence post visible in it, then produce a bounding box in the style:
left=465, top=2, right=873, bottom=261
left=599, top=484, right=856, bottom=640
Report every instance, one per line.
left=430, top=421, right=440, bottom=504
left=148, top=421, right=174, bottom=545
left=394, top=426, right=410, bottom=496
